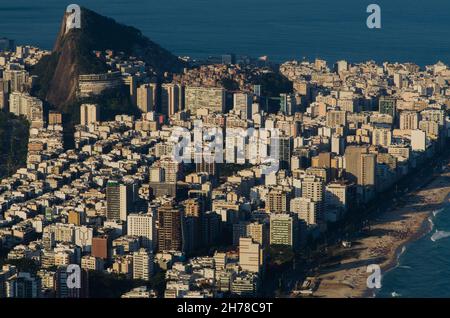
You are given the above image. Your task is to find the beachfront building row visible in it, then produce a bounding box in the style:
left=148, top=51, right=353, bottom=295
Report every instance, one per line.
left=1, top=41, right=450, bottom=297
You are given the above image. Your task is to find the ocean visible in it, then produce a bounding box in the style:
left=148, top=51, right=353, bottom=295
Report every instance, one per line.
left=376, top=203, right=450, bottom=298
left=1, top=0, right=450, bottom=299
left=0, top=0, right=450, bottom=66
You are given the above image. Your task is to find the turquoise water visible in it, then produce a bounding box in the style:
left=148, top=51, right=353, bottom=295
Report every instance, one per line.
left=0, top=0, right=450, bottom=65
left=377, top=204, right=450, bottom=298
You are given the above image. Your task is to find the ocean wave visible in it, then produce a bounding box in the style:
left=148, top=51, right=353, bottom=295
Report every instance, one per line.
left=431, top=230, right=450, bottom=242
left=398, top=265, right=412, bottom=270
left=433, top=208, right=445, bottom=217
left=398, top=246, right=407, bottom=258
left=391, top=292, right=401, bottom=298
left=428, top=217, right=434, bottom=229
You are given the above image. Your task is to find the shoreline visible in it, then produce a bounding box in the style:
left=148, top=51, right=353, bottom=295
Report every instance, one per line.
left=312, top=166, right=450, bottom=298
left=363, top=199, right=444, bottom=298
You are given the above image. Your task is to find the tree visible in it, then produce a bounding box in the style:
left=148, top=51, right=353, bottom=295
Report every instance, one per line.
left=2, top=258, right=39, bottom=275
left=0, top=112, right=30, bottom=178
left=268, top=245, right=295, bottom=268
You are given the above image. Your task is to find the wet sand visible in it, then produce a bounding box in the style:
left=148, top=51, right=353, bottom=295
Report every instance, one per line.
left=313, top=168, right=450, bottom=298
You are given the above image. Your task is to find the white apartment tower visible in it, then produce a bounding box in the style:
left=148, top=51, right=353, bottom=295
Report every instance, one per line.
left=239, top=238, right=262, bottom=273
left=127, top=213, right=154, bottom=249
left=133, top=248, right=154, bottom=281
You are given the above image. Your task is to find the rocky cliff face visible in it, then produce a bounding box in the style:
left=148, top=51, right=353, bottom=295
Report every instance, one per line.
left=33, top=7, right=185, bottom=109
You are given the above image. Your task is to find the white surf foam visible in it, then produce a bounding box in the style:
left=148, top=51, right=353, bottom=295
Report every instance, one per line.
left=431, top=230, right=450, bottom=242
left=391, top=292, right=401, bottom=298
left=428, top=217, right=434, bottom=229
left=399, top=246, right=407, bottom=257
left=433, top=208, right=445, bottom=217
left=398, top=265, right=412, bottom=270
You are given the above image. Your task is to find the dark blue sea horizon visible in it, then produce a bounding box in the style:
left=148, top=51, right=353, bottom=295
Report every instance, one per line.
left=0, top=0, right=450, bottom=66
left=1, top=0, right=450, bottom=298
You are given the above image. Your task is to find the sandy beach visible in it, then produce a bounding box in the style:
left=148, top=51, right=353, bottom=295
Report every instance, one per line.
left=312, top=166, right=450, bottom=298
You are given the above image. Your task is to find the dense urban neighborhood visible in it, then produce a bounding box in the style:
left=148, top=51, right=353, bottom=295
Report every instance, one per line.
left=1, top=7, right=450, bottom=299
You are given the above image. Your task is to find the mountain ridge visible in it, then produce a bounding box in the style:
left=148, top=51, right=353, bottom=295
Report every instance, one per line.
left=32, top=7, right=185, bottom=110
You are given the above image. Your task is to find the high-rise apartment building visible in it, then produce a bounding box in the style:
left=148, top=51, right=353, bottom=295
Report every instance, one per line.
left=48, top=111, right=63, bottom=125
left=269, top=213, right=299, bottom=250
left=266, top=189, right=290, bottom=213
left=0, top=265, right=17, bottom=298
left=419, top=120, right=440, bottom=137
left=133, top=248, right=154, bottom=281
left=233, top=92, right=253, bottom=119
left=214, top=252, right=228, bottom=270
left=379, top=97, right=397, bottom=118
left=326, top=110, right=347, bottom=128
left=9, top=92, right=43, bottom=126
left=239, top=238, right=262, bottom=273
left=161, top=83, right=184, bottom=116
left=344, top=145, right=368, bottom=185
left=272, top=135, right=292, bottom=169
left=331, top=135, right=345, bottom=155
left=127, top=213, right=154, bottom=249
left=301, top=175, right=325, bottom=223
left=233, top=222, right=268, bottom=247
left=360, top=153, right=377, bottom=186
left=68, top=211, right=84, bottom=226
left=399, top=111, right=420, bottom=131
left=157, top=204, right=183, bottom=252
left=335, top=60, right=348, bottom=73
left=411, top=129, right=426, bottom=151
left=421, top=109, right=445, bottom=126
left=279, top=93, right=297, bottom=115
left=80, top=104, right=99, bottom=126
left=150, top=158, right=182, bottom=184
left=393, top=73, right=404, bottom=88
left=325, top=182, right=348, bottom=212
left=247, top=222, right=268, bottom=247
left=372, top=128, right=392, bottom=147
left=5, top=273, right=41, bottom=298
left=81, top=256, right=104, bottom=271
left=290, top=197, right=318, bottom=226
left=106, top=181, right=133, bottom=222
left=3, top=69, right=28, bottom=92
left=91, top=236, right=111, bottom=260
left=137, top=83, right=157, bottom=113
left=55, top=266, right=89, bottom=298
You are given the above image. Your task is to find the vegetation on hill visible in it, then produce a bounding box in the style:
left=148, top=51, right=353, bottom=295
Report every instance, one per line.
left=255, top=72, right=293, bottom=97
left=28, top=7, right=188, bottom=148
left=31, top=7, right=185, bottom=109
left=253, top=72, right=293, bottom=113
left=0, top=258, right=39, bottom=275
left=268, top=245, right=295, bottom=268
left=220, top=78, right=240, bottom=91
left=66, top=87, right=141, bottom=125
left=88, top=270, right=166, bottom=298
left=0, top=112, right=30, bottom=178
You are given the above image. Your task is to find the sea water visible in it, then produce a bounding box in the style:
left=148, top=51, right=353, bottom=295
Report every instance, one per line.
left=0, top=0, right=450, bottom=65
left=377, top=204, right=450, bottom=298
